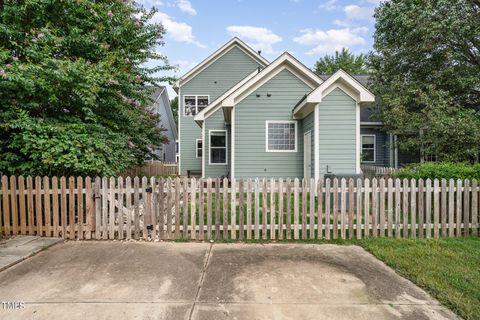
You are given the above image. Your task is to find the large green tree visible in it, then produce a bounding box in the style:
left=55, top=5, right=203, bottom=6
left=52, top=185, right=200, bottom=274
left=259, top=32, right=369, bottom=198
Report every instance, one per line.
left=370, top=0, right=480, bottom=162
left=0, top=0, right=174, bottom=176
left=313, top=48, right=368, bottom=75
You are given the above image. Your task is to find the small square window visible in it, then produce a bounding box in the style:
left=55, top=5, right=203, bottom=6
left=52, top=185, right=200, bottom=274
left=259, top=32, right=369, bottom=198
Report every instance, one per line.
left=266, top=121, right=297, bottom=152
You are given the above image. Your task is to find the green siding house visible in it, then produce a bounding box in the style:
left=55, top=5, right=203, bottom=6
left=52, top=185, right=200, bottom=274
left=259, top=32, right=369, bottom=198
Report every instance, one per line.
left=174, top=38, right=377, bottom=180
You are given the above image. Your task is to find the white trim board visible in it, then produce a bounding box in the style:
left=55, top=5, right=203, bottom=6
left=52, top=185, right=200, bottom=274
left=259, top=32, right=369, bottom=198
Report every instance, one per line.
left=222, top=52, right=323, bottom=107
left=360, top=134, right=376, bottom=163
left=208, top=130, right=228, bottom=166
left=265, top=120, right=298, bottom=153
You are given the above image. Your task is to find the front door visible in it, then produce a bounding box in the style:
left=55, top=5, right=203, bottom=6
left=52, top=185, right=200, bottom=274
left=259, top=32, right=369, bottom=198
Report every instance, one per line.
left=304, top=131, right=312, bottom=180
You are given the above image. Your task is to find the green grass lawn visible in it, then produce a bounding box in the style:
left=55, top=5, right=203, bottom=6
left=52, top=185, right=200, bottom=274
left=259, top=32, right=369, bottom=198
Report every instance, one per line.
left=359, top=237, right=480, bottom=320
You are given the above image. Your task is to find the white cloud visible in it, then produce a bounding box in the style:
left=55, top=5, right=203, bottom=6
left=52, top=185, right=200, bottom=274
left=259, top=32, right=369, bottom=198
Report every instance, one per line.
left=292, top=27, right=368, bottom=55
left=318, top=0, right=340, bottom=11
left=152, top=12, right=205, bottom=48
left=344, top=4, right=374, bottom=21
left=176, top=0, right=197, bottom=15
left=226, top=25, right=282, bottom=54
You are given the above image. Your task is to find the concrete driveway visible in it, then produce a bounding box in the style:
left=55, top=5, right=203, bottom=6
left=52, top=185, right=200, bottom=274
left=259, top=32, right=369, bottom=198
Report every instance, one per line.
left=0, top=241, right=457, bottom=320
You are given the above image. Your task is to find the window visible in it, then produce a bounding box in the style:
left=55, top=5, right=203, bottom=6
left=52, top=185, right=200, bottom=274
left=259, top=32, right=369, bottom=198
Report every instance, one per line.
left=183, top=95, right=210, bottom=116
left=196, top=139, right=202, bottom=158
left=266, top=121, right=297, bottom=152
left=361, top=135, right=376, bottom=163
left=209, top=131, right=227, bottom=165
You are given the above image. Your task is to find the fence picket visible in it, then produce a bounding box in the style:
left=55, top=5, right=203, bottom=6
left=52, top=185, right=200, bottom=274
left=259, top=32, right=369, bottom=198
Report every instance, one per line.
left=387, top=178, right=393, bottom=237
left=325, top=179, right=331, bottom=240
left=215, top=179, right=221, bottom=240
left=417, top=179, right=424, bottom=239
left=239, top=179, right=245, bottom=240
left=19, top=176, right=27, bottom=235
left=302, top=179, right=307, bottom=239
left=206, top=178, right=212, bottom=240
left=340, top=178, right=346, bottom=239
left=200, top=179, right=206, bottom=241
left=463, top=179, right=470, bottom=237
left=472, top=179, right=478, bottom=236
left=183, top=177, right=189, bottom=239
left=433, top=179, right=440, bottom=239
left=262, top=179, right=268, bottom=240
left=410, top=179, right=416, bottom=239
left=425, top=179, right=432, bottom=239
left=190, top=178, right=196, bottom=240
left=318, top=179, right=324, bottom=240
left=94, top=177, right=101, bottom=240
left=286, top=178, right=292, bottom=240
left=332, top=178, right=339, bottom=239
left=310, top=178, right=316, bottom=239
left=9, top=176, right=18, bottom=235
left=125, top=177, right=132, bottom=240
left=118, top=177, right=124, bottom=240
left=109, top=177, right=116, bottom=240
left=278, top=179, right=284, bottom=240
left=77, top=177, right=83, bottom=240
left=175, top=178, right=181, bottom=239
left=85, top=177, right=93, bottom=239
left=395, top=178, right=401, bottom=238
left=371, top=178, right=378, bottom=238
left=69, top=177, right=76, bottom=239
left=247, top=179, right=252, bottom=240
left=36, top=176, right=43, bottom=236
left=348, top=179, right=354, bottom=239
left=379, top=178, right=385, bottom=237
left=270, top=179, right=276, bottom=240
left=356, top=178, right=362, bottom=239
left=254, top=178, right=260, bottom=240
left=223, top=178, right=229, bottom=240
left=166, top=178, right=173, bottom=240
left=293, top=178, right=300, bottom=240
left=1, top=176, right=10, bottom=236
left=441, top=179, right=447, bottom=237
left=456, top=179, right=462, bottom=237
left=363, top=178, right=370, bottom=238
left=402, top=179, right=409, bottom=238
left=133, top=177, right=140, bottom=240
left=231, top=179, right=237, bottom=240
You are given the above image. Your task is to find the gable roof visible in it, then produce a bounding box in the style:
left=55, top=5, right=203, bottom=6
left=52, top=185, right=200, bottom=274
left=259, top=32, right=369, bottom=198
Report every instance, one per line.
left=173, top=37, right=269, bottom=92
left=318, top=74, right=371, bottom=88
left=149, top=86, right=178, bottom=140
left=193, top=52, right=324, bottom=123
left=292, top=69, right=375, bottom=118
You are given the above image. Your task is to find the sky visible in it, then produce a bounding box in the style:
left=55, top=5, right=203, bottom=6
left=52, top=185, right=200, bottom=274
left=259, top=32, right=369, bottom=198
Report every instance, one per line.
left=138, top=0, right=384, bottom=98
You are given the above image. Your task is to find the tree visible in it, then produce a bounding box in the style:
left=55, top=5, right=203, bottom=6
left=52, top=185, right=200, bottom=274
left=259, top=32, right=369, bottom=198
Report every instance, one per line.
left=170, top=96, right=178, bottom=126
left=313, top=48, right=369, bottom=75
left=0, top=0, right=175, bottom=176
left=370, top=0, right=480, bottom=162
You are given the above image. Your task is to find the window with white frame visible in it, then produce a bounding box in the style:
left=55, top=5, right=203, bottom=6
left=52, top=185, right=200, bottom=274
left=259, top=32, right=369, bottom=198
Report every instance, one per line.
left=196, top=139, right=202, bottom=158
left=361, top=135, right=376, bottom=162
left=209, top=131, right=227, bottom=165
left=266, top=121, right=297, bottom=152
left=183, top=95, right=209, bottom=116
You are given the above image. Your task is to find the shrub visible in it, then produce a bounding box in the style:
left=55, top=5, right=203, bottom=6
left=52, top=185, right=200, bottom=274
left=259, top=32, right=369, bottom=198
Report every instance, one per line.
left=393, top=162, right=480, bottom=180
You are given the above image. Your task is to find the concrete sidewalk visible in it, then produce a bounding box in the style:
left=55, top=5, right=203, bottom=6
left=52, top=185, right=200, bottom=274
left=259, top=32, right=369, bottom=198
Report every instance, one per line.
left=0, top=236, right=63, bottom=271
left=0, top=241, right=458, bottom=320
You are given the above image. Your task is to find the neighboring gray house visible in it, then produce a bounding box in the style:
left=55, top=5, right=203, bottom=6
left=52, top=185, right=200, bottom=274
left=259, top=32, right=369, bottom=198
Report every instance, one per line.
left=174, top=37, right=408, bottom=179
left=149, top=86, right=178, bottom=162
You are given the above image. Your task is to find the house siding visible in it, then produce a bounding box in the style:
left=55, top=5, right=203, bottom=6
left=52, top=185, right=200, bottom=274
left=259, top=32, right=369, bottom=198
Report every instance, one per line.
left=303, top=111, right=315, bottom=178
left=204, top=110, right=230, bottom=178
left=360, top=127, right=391, bottom=167
left=179, top=46, right=262, bottom=175
left=318, top=88, right=357, bottom=175
left=235, top=69, right=312, bottom=179
left=156, top=89, right=177, bottom=162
